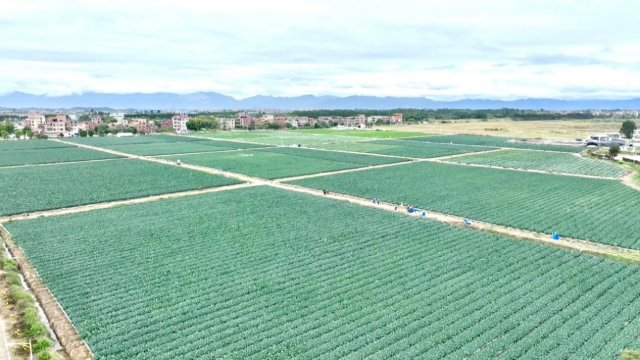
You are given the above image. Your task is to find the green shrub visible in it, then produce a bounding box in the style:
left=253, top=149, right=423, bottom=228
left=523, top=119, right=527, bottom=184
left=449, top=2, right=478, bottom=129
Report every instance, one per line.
left=4, top=271, right=21, bottom=286
left=1, top=259, right=16, bottom=271
left=23, top=307, right=46, bottom=338
left=9, top=285, right=33, bottom=304
left=621, top=350, right=640, bottom=360
left=37, top=352, right=51, bottom=360
left=32, top=339, right=51, bottom=353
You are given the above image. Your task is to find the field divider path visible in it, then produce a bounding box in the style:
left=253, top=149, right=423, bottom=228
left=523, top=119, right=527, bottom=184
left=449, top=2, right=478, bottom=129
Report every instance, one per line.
left=51, top=138, right=640, bottom=264
left=152, top=147, right=268, bottom=157
left=270, top=183, right=640, bottom=264
left=0, top=224, right=93, bottom=360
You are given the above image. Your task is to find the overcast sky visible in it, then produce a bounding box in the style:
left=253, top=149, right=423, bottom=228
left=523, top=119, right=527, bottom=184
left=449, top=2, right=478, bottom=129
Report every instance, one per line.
left=1, top=0, right=639, bottom=100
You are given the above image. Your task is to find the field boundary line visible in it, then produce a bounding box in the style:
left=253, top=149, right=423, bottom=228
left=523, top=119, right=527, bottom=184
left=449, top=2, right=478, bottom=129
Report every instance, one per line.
left=269, top=182, right=640, bottom=264
left=0, top=157, right=123, bottom=170
left=0, top=224, right=94, bottom=360
left=0, top=183, right=257, bottom=224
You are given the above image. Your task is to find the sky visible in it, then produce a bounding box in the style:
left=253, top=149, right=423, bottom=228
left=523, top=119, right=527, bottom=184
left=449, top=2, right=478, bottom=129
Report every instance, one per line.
left=1, top=0, right=639, bottom=100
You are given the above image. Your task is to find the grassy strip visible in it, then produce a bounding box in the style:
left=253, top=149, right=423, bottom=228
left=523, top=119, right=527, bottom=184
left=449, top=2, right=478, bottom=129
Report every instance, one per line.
left=1, top=257, right=59, bottom=359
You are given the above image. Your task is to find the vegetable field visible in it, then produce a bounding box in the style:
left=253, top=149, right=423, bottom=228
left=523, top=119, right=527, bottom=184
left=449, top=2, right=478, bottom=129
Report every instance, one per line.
left=164, top=147, right=405, bottom=179
left=6, top=186, right=640, bottom=359
left=191, top=131, right=370, bottom=145
left=312, top=139, right=494, bottom=158
left=0, top=159, right=238, bottom=216
left=448, top=149, right=628, bottom=178
left=405, top=135, right=586, bottom=153
left=0, top=147, right=122, bottom=167
left=101, top=139, right=267, bottom=156
left=0, top=140, right=72, bottom=151
left=289, top=162, right=640, bottom=250
left=294, top=129, right=424, bottom=138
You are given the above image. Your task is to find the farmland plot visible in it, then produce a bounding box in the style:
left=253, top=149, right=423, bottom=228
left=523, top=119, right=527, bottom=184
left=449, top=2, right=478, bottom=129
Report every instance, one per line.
left=0, top=146, right=122, bottom=167
left=0, top=140, right=72, bottom=151
left=312, top=139, right=493, bottom=159
left=101, top=139, right=267, bottom=156
left=164, top=147, right=404, bottom=179
left=0, top=159, right=238, bottom=216
left=191, top=131, right=369, bottom=145
left=6, top=186, right=640, bottom=359
left=65, top=134, right=182, bottom=146
left=289, top=162, right=640, bottom=250
left=448, top=150, right=628, bottom=178
left=406, top=135, right=585, bottom=153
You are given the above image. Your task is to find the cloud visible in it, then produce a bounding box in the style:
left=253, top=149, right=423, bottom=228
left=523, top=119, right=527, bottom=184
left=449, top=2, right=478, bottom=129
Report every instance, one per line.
left=1, top=0, right=640, bottom=100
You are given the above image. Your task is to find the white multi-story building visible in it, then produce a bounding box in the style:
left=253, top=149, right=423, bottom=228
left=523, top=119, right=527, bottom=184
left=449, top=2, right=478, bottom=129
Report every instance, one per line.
left=26, top=112, right=45, bottom=129
left=172, top=113, right=189, bottom=133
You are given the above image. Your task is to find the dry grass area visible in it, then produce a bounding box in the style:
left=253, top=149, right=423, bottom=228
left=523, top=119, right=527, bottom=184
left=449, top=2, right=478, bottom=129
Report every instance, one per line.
left=383, top=119, right=626, bottom=139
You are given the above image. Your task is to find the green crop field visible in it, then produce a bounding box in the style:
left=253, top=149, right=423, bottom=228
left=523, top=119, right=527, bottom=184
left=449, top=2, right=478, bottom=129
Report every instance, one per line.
left=0, top=140, right=73, bottom=151
left=311, top=139, right=494, bottom=158
left=191, top=131, right=370, bottom=145
left=406, top=135, right=586, bottom=153
left=289, top=162, right=640, bottom=250
left=449, top=149, right=628, bottom=178
left=0, top=159, right=238, bottom=216
left=0, top=147, right=122, bottom=167
left=6, top=186, right=640, bottom=359
left=294, top=129, right=424, bottom=138
left=164, top=147, right=405, bottom=179
left=99, top=139, right=268, bottom=156
left=65, top=134, right=183, bottom=146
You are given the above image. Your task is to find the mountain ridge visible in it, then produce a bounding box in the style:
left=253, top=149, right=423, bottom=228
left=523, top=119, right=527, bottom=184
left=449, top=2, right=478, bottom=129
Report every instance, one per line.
left=1, top=91, right=639, bottom=111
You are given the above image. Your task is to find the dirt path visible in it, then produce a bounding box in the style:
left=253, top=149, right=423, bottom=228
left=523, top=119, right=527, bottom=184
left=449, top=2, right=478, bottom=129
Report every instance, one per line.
left=0, top=225, right=92, bottom=360
left=0, top=183, right=257, bottom=224
left=0, top=318, right=10, bottom=360
left=153, top=147, right=271, bottom=157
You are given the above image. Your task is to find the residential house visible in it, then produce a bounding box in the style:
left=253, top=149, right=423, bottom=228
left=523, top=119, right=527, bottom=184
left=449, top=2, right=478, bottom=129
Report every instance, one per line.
left=26, top=112, right=45, bottom=130
left=45, top=115, right=67, bottom=136
left=171, top=113, right=189, bottom=133
left=220, top=118, right=236, bottom=130
left=391, top=113, right=403, bottom=123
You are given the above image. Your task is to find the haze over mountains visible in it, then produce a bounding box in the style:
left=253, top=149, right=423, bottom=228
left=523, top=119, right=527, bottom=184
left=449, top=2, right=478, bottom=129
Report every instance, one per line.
left=1, top=91, right=640, bottom=111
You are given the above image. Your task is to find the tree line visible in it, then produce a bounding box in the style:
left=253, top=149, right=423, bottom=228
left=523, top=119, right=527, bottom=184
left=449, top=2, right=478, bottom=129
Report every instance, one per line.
left=287, top=109, right=596, bottom=121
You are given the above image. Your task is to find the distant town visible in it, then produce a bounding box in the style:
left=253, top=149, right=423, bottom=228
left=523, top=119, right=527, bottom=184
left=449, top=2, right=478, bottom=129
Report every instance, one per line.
left=0, top=111, right=404, bottom=138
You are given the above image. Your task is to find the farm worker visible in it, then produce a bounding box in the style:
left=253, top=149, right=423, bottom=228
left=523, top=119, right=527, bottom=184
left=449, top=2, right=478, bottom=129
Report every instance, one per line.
left=176, top=159, right=182, bottom=165
left=373, top=198, right=376, bottom=204
left=394, top=206, right=397, bottom=211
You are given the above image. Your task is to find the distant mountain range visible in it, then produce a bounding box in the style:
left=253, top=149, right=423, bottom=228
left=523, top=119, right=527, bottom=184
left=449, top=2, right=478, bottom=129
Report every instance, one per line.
left=1, top=91, right=640, bottom=111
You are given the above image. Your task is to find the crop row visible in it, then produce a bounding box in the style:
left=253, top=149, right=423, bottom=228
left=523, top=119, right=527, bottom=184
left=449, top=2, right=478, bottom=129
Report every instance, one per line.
left=311, top=139, right=494, bottom=158
left=6, top=186, right=640, bottom=359
left=0, top=139, right=72, bottom=151
left=405, top=135, right=586, bottom=153
left=290, top=161, right=640, bottom=250
left=164, top=147, right=404, bottom=179
left=0, top=146, right=122, bottom=167
left=0, top=159, right=238, bottom=216
left=449, top=149, right=628, bottom=178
